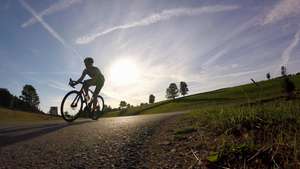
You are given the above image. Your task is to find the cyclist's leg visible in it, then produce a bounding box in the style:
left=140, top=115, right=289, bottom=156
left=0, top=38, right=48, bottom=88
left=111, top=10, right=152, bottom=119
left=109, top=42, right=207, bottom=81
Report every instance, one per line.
left=83, top=79, right=95, bottom=100
left=91, top=80, right=104, bottom=111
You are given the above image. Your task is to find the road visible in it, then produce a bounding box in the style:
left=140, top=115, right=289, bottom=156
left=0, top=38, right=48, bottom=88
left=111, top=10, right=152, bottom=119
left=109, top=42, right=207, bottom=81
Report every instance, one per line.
left=0, top=112, right=183, bottom=169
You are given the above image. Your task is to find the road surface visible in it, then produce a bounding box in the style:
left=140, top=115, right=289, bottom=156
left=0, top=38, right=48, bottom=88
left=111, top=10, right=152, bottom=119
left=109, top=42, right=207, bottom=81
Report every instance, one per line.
left=0, top=112, right=183, bottom=169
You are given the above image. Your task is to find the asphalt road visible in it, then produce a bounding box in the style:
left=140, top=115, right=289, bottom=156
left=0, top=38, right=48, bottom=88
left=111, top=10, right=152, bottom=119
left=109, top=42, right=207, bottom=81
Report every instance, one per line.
left=0, top=112, right=183, bottom=169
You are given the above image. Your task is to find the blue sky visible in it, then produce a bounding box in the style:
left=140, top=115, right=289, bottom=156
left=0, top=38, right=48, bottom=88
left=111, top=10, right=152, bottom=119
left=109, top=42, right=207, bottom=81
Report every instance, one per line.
left=1, top=0, right=300, bottom=112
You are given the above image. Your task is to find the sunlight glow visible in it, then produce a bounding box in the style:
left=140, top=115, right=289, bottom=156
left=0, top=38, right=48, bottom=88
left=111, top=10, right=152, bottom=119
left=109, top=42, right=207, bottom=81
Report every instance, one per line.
left=109, top=58, right=140, bottom=86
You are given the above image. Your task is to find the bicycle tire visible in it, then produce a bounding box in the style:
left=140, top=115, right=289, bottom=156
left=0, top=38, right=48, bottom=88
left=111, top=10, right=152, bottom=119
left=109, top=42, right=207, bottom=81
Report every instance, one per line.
left=97, top=95, right=104, bottom=111
left=61, top=90, right=83, bottom=122
left=91, top=95, right=104, bottom=120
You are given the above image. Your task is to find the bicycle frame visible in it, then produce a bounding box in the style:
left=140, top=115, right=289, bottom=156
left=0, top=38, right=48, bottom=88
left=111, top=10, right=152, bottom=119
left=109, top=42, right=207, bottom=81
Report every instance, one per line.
left=70, top=80, right=98, bottom=108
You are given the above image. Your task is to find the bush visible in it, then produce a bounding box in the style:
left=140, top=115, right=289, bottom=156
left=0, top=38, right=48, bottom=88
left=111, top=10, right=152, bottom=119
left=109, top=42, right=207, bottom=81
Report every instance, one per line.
left=0, top=88, right=12, bottom=107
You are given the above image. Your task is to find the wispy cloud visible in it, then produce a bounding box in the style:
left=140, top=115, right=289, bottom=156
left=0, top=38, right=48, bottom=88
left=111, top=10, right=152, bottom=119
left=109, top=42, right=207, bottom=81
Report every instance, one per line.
left=47, top=80, right=70, bottom=91
left=214, top=70, right=260, bottom=79
left=20, top=71, right=80, bottom=75
left=279, top=30, right=300, bottom=67
left=202, top=48, right=228, bottom=67
left=21, top=0, right=82, bottom=28
left=76, top=5, right=240, bottom=44
left=261, top=0, right=300, bottom=72
left=262, top=0, right=300, bottom=25
left=19, top=0, right=81, bottom=58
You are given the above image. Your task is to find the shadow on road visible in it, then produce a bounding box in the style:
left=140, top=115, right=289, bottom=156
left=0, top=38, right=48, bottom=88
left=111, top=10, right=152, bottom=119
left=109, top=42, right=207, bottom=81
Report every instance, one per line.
left=0, top=120, right=93, bottom=147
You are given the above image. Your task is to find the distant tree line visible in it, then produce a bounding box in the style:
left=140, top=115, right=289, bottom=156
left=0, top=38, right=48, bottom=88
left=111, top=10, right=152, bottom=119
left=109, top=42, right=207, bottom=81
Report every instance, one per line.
left=103, top=104, right=113, bottom=112
left=0, top=84, right=43, bottom=113
left=265, top=65, right=297, bottom=100
left=265, top=66, right=289, bottom=81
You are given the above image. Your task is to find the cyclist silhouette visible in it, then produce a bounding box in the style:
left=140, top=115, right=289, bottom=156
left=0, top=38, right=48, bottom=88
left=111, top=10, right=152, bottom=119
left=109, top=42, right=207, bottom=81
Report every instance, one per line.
left=70, top=57, right=105, bottom=112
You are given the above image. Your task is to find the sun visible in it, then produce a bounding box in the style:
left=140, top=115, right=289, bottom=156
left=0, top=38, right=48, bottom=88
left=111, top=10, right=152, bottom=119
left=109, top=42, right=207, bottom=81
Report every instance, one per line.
left=109, top=58, right=140, bottom=86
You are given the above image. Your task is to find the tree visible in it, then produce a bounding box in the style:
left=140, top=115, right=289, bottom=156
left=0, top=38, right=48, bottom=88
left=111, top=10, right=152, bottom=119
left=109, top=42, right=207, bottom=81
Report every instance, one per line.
left=282, top=77, right=296, bottom=100
left=180, top=81, right=189, bottom=96
left=103, top=104, right=112, bottom=112
left=0, top=88, right=13, bottom=107
left=266, top=73, right=271, bottom=80
left=281, top=66, right=287, bottom=76
left=166, top=83, right=179, bottom=99
left=19, top=85, right=40, bottom=108
left=140, top=102, right=147, bottom=106
left=149, top=94, right=155, bottom=104
left=119, top=101, right=127, bottom=109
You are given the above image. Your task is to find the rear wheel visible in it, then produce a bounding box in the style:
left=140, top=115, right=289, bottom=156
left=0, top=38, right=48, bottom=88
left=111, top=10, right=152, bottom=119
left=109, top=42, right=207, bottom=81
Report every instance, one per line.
left=61, top=90, right=83, bottom=122
left=91, top=95, right=104, bottom=120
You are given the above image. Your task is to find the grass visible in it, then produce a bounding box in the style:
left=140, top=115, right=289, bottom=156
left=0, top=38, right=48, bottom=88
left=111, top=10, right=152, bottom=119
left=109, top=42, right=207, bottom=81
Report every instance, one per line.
left=103, top=74, right=300, bottom=117
left=174, top=127, right=197, bottom=135
left=0, top=107, right=60, bottom=123
left=182, top=100, right=300, bottom=168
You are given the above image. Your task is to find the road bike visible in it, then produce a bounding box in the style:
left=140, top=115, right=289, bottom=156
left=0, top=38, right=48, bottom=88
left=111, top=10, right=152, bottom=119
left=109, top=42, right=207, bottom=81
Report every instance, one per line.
left=60, top=79, right=104, bottom=122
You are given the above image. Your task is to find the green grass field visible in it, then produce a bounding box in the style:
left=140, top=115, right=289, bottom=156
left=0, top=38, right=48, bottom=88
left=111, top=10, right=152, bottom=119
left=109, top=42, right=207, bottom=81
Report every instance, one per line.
left=159, top=75, right=300, bottom=168
left=103, top=74, right=300, bottom=117
left=0, top=107, right=60, bottom=123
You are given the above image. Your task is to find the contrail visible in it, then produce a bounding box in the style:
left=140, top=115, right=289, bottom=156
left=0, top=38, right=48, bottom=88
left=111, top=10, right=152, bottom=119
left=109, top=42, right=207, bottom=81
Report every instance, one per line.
left=202, top=48, right=228, bottom=67
left=279, top=30, right=300, bottom=68
left=19, top=0, right=82, bottom=59
left=22, top=0, right=82, bottom=28
left=76, top=5, right=240, bottom=44
left=262, top=0, right=300, bottom=25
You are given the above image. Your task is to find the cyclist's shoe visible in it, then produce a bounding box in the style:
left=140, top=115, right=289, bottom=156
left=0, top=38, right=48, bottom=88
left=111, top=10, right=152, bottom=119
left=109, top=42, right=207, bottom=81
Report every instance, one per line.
left=91, top=110, right=100, bottom=120
left=83, top=105, right=91, bottom=113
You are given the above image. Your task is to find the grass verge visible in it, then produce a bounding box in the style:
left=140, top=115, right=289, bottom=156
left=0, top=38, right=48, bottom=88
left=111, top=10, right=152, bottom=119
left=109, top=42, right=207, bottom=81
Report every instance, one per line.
left=178, top=98, right=300, bottom=168
left=0, top=107, right=60, bottom=123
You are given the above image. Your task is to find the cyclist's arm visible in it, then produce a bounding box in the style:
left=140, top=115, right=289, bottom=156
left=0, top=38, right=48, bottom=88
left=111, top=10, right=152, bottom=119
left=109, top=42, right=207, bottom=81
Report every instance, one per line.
left=77, top=69, right=87, bottom=83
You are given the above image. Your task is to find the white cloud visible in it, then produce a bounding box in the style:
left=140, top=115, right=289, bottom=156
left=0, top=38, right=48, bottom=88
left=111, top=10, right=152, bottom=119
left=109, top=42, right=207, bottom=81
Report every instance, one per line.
left=19, top=0, right=81, bottom=59
left=21, top=0, right=82, bottom=28
left=76, top=5, right=240, bottom=44
left=263, top=0, right=300, bottom=25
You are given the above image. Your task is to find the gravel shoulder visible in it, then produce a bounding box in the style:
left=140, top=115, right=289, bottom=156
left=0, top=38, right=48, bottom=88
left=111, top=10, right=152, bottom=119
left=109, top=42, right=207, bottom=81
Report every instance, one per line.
left=145, top=114, right=210, bottom=169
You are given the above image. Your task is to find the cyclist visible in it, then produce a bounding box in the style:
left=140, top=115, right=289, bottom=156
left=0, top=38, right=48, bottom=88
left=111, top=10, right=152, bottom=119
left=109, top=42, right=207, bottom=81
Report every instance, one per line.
left=70, top=57, right=105, bottom=112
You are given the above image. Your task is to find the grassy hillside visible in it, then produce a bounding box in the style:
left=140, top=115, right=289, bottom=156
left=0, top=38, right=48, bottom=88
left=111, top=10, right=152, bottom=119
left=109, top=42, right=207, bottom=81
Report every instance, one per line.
left=103, top=74, right=300, bottom=117
left=145, top=75, right=300, bottom=168
left=0, top=107, right=60, bottom=123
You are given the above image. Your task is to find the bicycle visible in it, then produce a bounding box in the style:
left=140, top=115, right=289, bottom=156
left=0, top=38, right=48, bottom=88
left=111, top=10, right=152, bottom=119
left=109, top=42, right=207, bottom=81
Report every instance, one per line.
left=60, top=78, right=104, bottom=122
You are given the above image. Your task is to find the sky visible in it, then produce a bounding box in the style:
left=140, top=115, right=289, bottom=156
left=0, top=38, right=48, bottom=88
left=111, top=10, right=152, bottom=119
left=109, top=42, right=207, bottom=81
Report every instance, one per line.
left=1, top=0, right=300, bottom=112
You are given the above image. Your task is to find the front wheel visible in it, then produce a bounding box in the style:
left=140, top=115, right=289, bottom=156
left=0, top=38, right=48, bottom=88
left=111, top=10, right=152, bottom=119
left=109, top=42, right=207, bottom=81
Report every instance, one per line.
left=61, top=90, right=83, bottom=122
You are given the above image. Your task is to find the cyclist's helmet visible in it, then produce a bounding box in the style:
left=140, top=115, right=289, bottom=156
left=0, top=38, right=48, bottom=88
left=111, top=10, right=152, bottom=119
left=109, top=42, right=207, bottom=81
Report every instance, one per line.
left=84, top=57, right=94, bottom=65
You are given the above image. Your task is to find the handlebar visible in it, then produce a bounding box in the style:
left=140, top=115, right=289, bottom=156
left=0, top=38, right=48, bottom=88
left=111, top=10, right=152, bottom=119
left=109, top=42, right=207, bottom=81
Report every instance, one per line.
left=69, top=78, right=83, bottom=88
left=68, top=78, right=94, bottom=94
